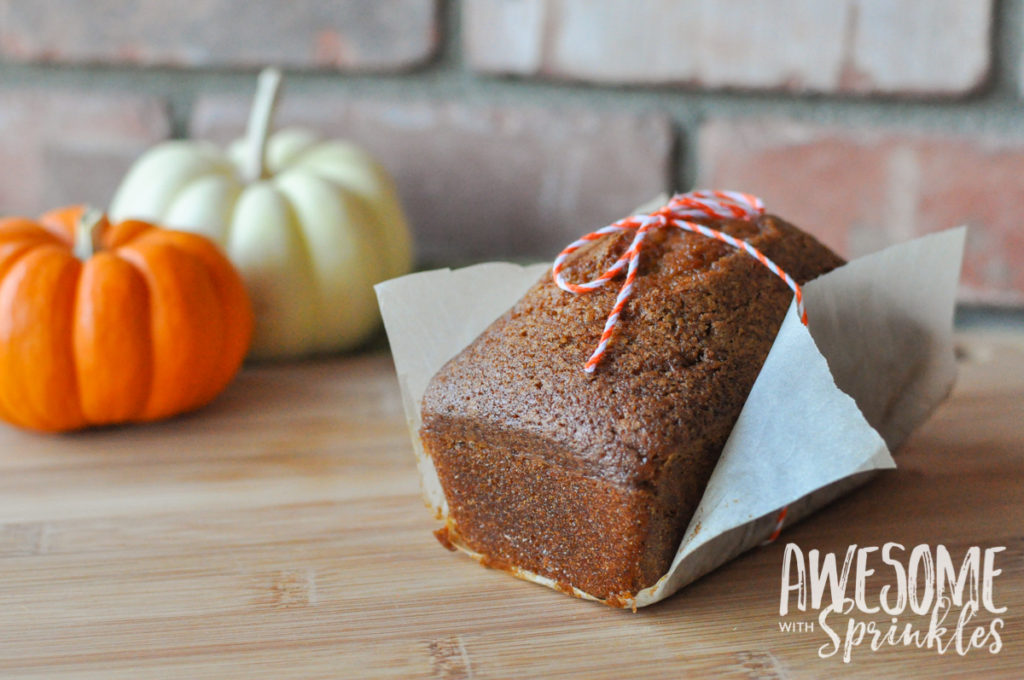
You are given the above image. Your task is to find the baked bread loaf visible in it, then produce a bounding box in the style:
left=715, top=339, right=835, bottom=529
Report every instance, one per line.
left=419, top=213, right=844, bottom=602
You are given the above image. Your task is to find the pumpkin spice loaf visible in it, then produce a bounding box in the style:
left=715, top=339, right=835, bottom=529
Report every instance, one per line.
left=419, top=212, right=844, bottom=602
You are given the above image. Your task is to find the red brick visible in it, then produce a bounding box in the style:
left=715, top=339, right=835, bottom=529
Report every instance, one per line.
left=697, top=119, right=1024, bottom=305
left=0, top=90, right=170, bottom=218
left=190, top=97, right=674, bottom=263
left=0, top=0, right=438, bottom=71
left=464, top=0, right=992, bottom=96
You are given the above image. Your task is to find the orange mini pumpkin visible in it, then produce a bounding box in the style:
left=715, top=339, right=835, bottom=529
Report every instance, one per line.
left=0, top=206, right=253, bottom=432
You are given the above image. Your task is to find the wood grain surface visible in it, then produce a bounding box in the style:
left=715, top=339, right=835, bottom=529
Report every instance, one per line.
left=0, top=330, right=1021, bottom=679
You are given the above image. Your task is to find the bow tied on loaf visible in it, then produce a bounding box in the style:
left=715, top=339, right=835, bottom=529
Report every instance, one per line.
left=552, top=190, right=807, bottom=373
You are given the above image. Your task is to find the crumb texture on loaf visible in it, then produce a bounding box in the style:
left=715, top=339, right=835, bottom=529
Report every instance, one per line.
left=420, top=215, right=844, bottom=600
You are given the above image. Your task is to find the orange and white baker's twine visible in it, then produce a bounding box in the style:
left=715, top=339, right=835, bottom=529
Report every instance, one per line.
left=552, top=190, right=807, bottom=372
left=551, top=189, right=804, bottom=543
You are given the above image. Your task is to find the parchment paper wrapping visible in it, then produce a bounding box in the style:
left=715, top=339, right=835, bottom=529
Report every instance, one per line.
left=375, top=227, right=966, bottom=608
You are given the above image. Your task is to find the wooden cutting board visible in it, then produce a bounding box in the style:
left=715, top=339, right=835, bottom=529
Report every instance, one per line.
left=0, top=330, right=1021, bottom=679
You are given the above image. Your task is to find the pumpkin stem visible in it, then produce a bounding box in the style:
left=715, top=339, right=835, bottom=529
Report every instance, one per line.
left=243, top=67, right=283, bottom=183
left=73, top=208, right=105, bottom=261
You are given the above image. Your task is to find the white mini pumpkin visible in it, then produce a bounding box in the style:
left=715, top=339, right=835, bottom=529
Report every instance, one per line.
left=110, top=69, right=413, bottom=359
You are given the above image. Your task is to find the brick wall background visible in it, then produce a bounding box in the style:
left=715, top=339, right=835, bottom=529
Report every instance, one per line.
left=1, top=0, right=1023, bottom=308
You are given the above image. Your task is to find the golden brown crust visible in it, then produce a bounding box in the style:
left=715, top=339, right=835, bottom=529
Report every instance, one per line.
left=420, top=214, right=844, bottom=599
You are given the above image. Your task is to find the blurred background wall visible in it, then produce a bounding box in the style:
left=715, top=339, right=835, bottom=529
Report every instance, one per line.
left=0, top=0, right=1021, bottom=308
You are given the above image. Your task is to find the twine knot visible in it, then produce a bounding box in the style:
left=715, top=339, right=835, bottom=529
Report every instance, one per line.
left=552, top=190, right=807, bottom=373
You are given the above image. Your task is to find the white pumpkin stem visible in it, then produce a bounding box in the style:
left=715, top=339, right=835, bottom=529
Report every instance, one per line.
left=73, top=207, right=105, bottom=261
left=243, top=67, right=283, bottom=183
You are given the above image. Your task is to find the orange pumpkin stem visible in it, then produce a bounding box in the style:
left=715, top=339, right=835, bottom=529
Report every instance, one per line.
left=73, top=208, right=105, bottom=260
left=243, top=67, right=283, bottom=183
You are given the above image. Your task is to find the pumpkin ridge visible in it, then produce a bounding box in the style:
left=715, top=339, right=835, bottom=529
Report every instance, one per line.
left=45, top=252, right=87, bottom=431
left=0, top=239, right=50, bottom=286
left=67, top=259, right=88, bottom=424
left=269, top=183, right=323, bottom=321
left=289, top=150, right=413, bottom=280
left=0, top=246, right=86, bottom=431
left=220, top=177, right=262, bottom=256
left=104, top=219, right=155, bottom=250
left=114, top=242, right=178, bottom=422
left=0, top=238, right=44, bottom=424
left=152, top=232, right=248, bottom=407
left=164, top=171, right=241, bottom=248
left=294, top=171, right=394, bottom=283
left=272, top=173, right=382, bottom=351
left=161, top=238, right=227, bottom=413
left=274, top=139, right=332, bottom=173
left=118, top=238, right=225, bottom=420
left=0, top=217, right=68, bottom=247
left=77, top=250, right=155, bottom=424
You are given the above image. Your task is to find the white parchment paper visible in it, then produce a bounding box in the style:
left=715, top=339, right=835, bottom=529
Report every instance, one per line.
left=375, top=227, right=966, bottom=607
